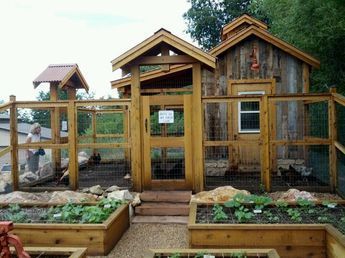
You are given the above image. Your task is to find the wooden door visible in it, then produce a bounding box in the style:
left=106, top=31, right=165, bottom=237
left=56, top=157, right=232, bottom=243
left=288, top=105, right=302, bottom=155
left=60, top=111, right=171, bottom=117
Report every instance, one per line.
left=228, top=80, right=275, bottom=172
left=142, top=95, right=192, bottom=190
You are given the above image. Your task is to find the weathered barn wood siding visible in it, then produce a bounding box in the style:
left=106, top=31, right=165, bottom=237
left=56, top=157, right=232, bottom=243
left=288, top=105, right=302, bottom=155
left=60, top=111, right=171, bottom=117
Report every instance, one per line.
left=203, top=36, right=309, bottom=162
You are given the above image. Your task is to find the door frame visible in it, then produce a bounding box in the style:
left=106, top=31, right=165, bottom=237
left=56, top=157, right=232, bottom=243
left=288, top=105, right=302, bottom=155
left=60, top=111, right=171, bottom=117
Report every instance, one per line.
left=141, top=94, right=193, bottom=190
left=227, top=79, right=276, bottom=173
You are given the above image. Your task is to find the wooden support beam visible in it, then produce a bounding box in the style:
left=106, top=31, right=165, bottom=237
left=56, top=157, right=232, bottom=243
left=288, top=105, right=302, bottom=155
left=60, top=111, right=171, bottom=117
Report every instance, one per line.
left=329, top=88, right=337, bottom=192
left=161, top=44, right=170, bottom=72
left=130, top=65, right=142, bottom=192
left=261, top=95, right=271, bottom=192
left=50, top=84, right=61, bottom=172
left=68, top=100, right=78, bottom=190
left=9, top=95, right=19, bottom=191
left=302, top=63, right=310, bottom=93
left=133, top=55, right=197, bottom=66
left=192, top=63, right=203, bottom=192
left=0, top=146, right=11, bottom=158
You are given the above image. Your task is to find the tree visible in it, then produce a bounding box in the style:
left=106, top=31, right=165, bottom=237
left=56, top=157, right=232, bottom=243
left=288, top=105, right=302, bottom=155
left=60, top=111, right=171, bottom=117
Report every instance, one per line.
left=183, top=0, right=258, bottom=50
left=252, top=0, right=345, bottom=93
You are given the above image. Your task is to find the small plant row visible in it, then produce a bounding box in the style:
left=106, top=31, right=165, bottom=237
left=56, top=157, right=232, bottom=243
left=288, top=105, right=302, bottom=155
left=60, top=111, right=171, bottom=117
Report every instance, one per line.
left=0, top=198, right=125, bottom=224
left=207, top=193, right=345, bottom=234
left=155, top=250, right=249, bottom=258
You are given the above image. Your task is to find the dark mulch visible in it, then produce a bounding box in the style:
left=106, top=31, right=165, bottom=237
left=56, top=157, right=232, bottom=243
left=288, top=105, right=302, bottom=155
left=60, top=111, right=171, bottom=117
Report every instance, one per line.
left=196, top=204, right=345, bottom=234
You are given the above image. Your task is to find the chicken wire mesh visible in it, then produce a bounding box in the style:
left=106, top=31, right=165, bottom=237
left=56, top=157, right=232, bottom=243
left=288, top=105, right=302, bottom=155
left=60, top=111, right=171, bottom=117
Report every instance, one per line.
left=337, top=150, right=345, bottom=197
left=76, top=104, right=131, bottom=189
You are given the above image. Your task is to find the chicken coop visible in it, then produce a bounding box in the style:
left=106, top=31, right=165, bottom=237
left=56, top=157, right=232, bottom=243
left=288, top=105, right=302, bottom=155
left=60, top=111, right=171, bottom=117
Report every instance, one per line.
left=1, top=15, right=345, bottom=196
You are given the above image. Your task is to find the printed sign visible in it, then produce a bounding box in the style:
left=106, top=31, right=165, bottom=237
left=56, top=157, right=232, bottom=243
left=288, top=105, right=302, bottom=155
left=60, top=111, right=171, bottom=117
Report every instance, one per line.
left=61, top=121, right=68, bottom=131
left=158, top=110, right=174, bottom=123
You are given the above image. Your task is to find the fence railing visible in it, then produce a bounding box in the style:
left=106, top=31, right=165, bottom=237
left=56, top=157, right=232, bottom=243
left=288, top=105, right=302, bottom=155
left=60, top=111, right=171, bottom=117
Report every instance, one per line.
left=0, top=97, right=131, bottom=193
left=202, top=93, right=337, bottom=193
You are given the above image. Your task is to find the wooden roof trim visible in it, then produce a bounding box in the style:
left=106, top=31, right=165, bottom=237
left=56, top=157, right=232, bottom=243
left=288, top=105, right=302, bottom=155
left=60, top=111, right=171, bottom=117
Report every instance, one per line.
left=111, top=29, right=215, bottom=71
left=222, top=14, right=268, bottom=36
left=211, top=25, right=320, bottom=68
left=111, top=64, right=192, bottom=89
left=59, top=66, right=89, bottom=92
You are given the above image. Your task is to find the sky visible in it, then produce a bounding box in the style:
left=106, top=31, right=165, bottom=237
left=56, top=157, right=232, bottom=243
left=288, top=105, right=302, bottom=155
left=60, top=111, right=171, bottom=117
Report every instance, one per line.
left=0, top=0, right=194, bottom=102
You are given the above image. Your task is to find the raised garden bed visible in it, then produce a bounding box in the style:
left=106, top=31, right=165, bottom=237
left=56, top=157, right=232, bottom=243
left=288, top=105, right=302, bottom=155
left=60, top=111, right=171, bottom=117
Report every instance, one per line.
left=143, top=248, right=280, bottom=258
left=188, top=194, right=345, bottom=258
left=0, top=200, right=129, bottom=255
left=11, top=247, right=87, bottom=258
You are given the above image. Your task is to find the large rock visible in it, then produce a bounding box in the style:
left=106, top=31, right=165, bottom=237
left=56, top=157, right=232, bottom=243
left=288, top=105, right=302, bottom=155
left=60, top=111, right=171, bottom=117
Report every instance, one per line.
left=19, top=172, right=39, bottom=183
left=108, top=190, right=133, bottom=201
left=38, top=162, right=54, bottom=178
left=278, top=189, right=318, bottom=202
left=0, top=191, right=51, bottom=203
left=49, top=191, right=99, bottom=203
left=191, top=186, right=251, bottom=203
left=0, top=173, right=12, bottom=193
left=88, top=185, right=104, bottom=195
left=105, top=185, right=121, bottom=192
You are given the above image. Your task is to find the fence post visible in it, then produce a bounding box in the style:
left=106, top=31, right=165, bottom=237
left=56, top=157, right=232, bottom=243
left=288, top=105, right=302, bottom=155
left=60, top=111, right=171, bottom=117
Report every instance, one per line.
left=262, top=95, right=271, bottom=192
left=68, top=100, right=78, bottom=190
left=329, top=86, right=337, bottom=192
left=9, top=95, right=19, bottom=191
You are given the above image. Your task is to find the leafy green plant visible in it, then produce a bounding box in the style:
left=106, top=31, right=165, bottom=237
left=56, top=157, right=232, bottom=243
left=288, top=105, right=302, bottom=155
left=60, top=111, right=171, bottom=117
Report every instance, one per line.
left=194, top=251, right=206, bottom=258
left=212, top=204, right=228, bottom=222
left=44, top=199, right=124, bottom=224
left=249, top=194, right=272, bottom=211
left=169, top=252, right=181, bottom=258
left=231, top=251, right=247, bottom=258
left=287, top=208, right=302, bottom=222
left=275, top=200, right=289, bottom=211
left=263, top=210, right=280, bottom=223
left=318, top=215, right=331, bottom=223
left=4, top=204, right=29, bottom=223
left=322, top=200, right=337, bottom=208
left=234, top=206, right=253, bottom=223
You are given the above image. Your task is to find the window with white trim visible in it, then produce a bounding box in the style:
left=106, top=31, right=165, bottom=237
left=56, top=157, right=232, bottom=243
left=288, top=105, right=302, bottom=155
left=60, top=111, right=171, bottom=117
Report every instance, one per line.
left=238, top=91, right=264, bottom=133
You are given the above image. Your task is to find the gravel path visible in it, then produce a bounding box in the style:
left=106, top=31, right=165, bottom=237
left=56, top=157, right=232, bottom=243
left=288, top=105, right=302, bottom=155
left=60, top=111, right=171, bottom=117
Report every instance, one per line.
left=90, top=223, right=189, bottom=258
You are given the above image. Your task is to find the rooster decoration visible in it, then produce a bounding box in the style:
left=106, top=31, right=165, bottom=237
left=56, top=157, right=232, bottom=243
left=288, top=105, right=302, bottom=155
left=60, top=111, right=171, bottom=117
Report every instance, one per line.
left=250, top=45, right=260, bottom=71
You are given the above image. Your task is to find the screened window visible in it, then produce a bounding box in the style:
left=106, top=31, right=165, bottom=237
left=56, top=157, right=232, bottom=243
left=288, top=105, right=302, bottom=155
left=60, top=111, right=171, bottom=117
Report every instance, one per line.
left=238, top=91, right=264, bottom=133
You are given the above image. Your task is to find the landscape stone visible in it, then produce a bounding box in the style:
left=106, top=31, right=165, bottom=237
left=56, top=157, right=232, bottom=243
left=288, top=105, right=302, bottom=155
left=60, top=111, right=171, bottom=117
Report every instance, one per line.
left=191, top=186, right=250, bottom=202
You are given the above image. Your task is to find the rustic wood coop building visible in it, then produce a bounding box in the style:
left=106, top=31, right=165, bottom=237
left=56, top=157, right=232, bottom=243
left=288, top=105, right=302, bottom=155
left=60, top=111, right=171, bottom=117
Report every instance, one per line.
left=2, top=15, right=345, bottom=195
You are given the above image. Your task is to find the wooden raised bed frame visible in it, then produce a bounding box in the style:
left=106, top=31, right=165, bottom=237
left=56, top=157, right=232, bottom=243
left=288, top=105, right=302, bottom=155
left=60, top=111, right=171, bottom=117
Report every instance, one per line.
left=12, top=247, right=87, bottom=258
left=143, top=248, right=280, bottom=258
left=188, top=203, right=345, bottom=258
left=12, top=203, right=129, bottom=255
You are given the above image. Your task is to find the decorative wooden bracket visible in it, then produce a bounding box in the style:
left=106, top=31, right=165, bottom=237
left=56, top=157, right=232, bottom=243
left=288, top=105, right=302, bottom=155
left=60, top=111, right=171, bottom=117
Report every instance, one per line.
left=0, top=221, right=30, bottom=258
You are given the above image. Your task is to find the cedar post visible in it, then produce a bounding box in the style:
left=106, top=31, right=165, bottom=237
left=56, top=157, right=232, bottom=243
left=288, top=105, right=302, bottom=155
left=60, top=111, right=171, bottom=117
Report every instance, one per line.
left=262, top=95, right=271, bottom=192
left=68, top=100, right=78, bottom=190
left=192, top=63, right=204, bottom=192
left=130, top=65, right=142, bottom=192
left=329, top=86, right=337, bottom=192
left=50, top=84, right=61, bottom=172
left=9, top=95, right=19, bottom=191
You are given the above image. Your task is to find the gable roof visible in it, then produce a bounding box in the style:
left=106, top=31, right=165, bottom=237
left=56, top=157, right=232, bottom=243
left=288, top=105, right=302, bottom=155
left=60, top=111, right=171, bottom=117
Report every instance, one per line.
left=211, top=25, right=320, bottom=68
left=111, top=64, right=192, bottom=89
left=111, top=28, right=215, bottom=71
left=33, top=64, right=89, bottom=91
left=221, top=14, right=267, bottom=40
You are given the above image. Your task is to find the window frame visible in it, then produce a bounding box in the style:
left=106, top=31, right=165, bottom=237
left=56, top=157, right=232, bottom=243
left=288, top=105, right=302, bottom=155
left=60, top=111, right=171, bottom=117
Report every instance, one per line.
left=238, top=91, right=264, bottom=133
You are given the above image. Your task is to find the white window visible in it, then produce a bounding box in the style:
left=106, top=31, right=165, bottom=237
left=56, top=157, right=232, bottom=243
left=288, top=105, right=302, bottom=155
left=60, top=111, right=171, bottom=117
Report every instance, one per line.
left=238, top=91, right=264, bottom=133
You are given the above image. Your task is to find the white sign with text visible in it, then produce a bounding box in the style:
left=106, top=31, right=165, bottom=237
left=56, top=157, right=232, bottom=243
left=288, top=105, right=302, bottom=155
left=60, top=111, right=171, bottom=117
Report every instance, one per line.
left=158, top=110, right=174, bottom=123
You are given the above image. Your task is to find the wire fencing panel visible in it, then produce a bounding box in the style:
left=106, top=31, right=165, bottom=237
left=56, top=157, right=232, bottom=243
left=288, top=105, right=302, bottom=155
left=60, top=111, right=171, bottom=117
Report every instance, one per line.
left=0, top=106, right=12, bottom=193
left=270, top=98, right=330, bottom=192
left=76, top=102, right=131, bottom=189
left=336, top=102, right=345, bottom=196
left=203, top=99, right=262, bottom=192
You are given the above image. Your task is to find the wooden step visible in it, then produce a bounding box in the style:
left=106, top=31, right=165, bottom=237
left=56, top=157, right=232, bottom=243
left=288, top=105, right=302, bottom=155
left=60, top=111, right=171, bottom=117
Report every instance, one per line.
left=135, top=202, right=190, bottom=216
left=140, top=191, right=192, bottom=203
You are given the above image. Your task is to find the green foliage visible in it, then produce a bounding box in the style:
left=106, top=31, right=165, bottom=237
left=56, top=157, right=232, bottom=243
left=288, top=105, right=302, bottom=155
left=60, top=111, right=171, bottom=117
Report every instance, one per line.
left=287, top=208, right=302, bottom=222
left=254, top=0, right=345, bottom=94
left=43, top=199, right=124, bottom=224
left=249, top=194, right=272, bottom=211
left=225, top=194, right=253, bottom=222
left=275, top=200, right=289, bottom=211
left=183, top=0, right=259, bottom=50
left=169, top=252, right=181, bottom=258
left=212, top=204, right=228, bottom=221
left=231, top=252, right=247, bottom=258
left=263, top=210, right=279, bottom=223
left=4, top=204, right=29, bottom=223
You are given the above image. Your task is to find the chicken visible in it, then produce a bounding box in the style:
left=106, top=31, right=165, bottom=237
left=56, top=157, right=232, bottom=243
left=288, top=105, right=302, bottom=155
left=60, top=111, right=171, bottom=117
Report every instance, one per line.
left=278, top=165, right=313, bottom=185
